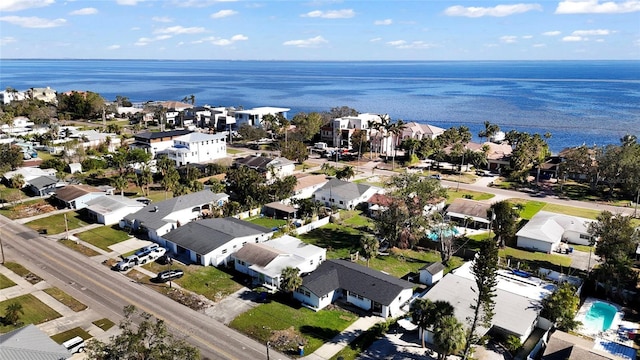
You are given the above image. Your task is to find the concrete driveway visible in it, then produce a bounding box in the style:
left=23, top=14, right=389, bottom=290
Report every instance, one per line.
left=570, top=249, right=600, bottom=271
left=203, top=287, right=262, bottom=324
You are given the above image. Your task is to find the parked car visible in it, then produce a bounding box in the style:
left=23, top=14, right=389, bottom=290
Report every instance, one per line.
left=62, top=336, right=85, bottom=354
left=429, top=174, right=441, bottom=180
left=476, top=169, right=492, bottom=177
left=156, top=254, right=172, bottom=265
left=150, top=247, right=167, bottom=259
left=155, top=269, right=184, bottom=282
left=114, top=255, right=139, bottom=271
left=135, top=243, right=159, bottom=256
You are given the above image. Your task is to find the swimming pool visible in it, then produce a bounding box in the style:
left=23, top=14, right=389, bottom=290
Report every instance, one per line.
left=427, top=226, right=459, bottom=241
left=583, top=301, right=618, bottom=332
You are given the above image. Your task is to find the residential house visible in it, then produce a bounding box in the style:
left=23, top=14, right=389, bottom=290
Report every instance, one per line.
left=0, top=324, right=71, bottom=360
left=399, top=122, right=445, bottom=142
left=366, top=193, right=394, bottom=218
left=3, top=167, right=57, bottom=185
left=418, top=262, right=445, bottom=286
left=484, top=142, right=513, bottom=172
left=209, top=106, right=236, bottom=131
left=27, top=87, right=57, bottom=103
left=313, top=178, right=382, bottom=210
left=320, top=113, right=382, bottom=148
left=234, top=106, right=290, bottom=129
left=263, top=202, right=297, bottom=220
left=129, top=129, right=192, bottom=157
left=419, top=261, right=553, bottom=345
left=0, top=89, right=27, bottom=104
left=121, top=190, right=227, bottom=241
left=160, top=101, right=193, bottom=112
left=286, top=174, right=330, bottom=203
left=542, top=330, right=637, bottom=360
left=516, top=211, right=595, bottom=253
left=445, top=198, right=491, bottom=228
left=234, top=155, right=295, bottom=181
left=1, top=116, right=35, bottom=136
left=85, top=195, right=146, bottom=225
left=53, top=184, right=110, bottom=209
left=27, top=175, right=63, bottom=196
left=233, top=235, right=326, bottom=290
left=160, top=132, right=227, bottom=166
left=293, top=259, right=414, bottom=318
left=160, top=217, right=273, bottom=266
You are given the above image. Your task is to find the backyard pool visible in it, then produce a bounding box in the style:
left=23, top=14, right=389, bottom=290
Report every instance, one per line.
left=583, top=301, right=619, bottom=332
left=427, top=226, right=459, bottom=241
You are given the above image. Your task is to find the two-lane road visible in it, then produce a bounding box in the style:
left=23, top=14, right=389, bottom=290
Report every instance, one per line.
left=0, top=215, right=287, bottom=360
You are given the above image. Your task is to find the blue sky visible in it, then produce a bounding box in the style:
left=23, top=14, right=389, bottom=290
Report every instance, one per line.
left=1, top=0, right=639, bottom=60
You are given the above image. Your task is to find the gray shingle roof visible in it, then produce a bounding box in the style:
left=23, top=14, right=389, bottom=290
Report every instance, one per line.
left=85, top=195, right=145, bottom=215
left=0, top=324, right=71, bottom=360
left=421, top=262, right=445, bottom=275
left=134, top=129, right=192, bottom=140
left=123, top=190, right=223, bottom=230
left=235, top=156, right=294, bottom=171
left=28, top=175, right=58, bottom=190
left=317, top=178, right=373, bottom=201
left=301, top=259, right=413, bottom=306
left=162, top=217, right=271, bottom=255
left=54, top=184, right=103, bottom=202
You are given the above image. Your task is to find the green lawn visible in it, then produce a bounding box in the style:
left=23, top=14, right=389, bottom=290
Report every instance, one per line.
left=50, top=326, right=92, bottom=344
left=341, top=211, right=373, bottom=228
left=507, top=199, right=547, bottom=220
left=0, top=294, right=62, bottom=333
left=446, top=189, right=494, bottom=203
left=247, top=216, right=287, bottom=229
left=230, top=298, right=358, bottom=355
left=92, top=318, right=116, bottom=331
left=368, top=248, right=463, bottom=278
left=75, top=225, right=131, bottom=251
left=3, top=262, right=42, bottom=284
left=25, top=211, right=89, bottom=235
left=540, top=203, right=602, bottom=220
left=0, top=273, right=16, bottom=289
left=499, top=247, right=572, bottom=268
left=227, top=148, right=243, bottom=155
left=59, top=239, right=101, bottom=257
left=43, top=287, right=87, bottom=312
left=298, top=223, right=363, bottom=260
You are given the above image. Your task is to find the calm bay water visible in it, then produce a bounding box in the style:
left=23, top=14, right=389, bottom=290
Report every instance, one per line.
left=1, top=59, right=638, bottom=153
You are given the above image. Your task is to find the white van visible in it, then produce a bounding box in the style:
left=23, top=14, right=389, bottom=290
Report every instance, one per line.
left=63, top=336, right=85, bottom=353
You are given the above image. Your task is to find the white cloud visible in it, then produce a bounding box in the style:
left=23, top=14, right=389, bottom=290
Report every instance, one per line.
left=116, top=0, right=143, bottom=5
left=0, top=37, right=17, bottom=45
left=500, top=35, right=518, bottom=43
left=283, top=35, right=328, bottom=48
left=211, top=9, right=238, bottom=19
left=533, top=43, right=547, bottom=47
left=0, top=0, right=54, bottom=12
left=0, top=16, right=66, bottom=28
left=562, top=35, right=585, bottom=41
left=134, top=37, right=152, bottom=46
left=370, top=37, right=382, bottom=42
left=131, top=26, right=140, bottom=31
left=542, top=30, right=562, bottom=36
left=302, top=9, right=355, bottom=19
left=444, top=3, right=542, bottom=17
left=572, top=29, right=613, bottom=35
left=230, top=34, right=248, bottom=41
left=107, top=45, right=121, bottom=50
left=155, top=35, right=172, bottom=40
left=154, top=26, right=206, bottom=35
left=522, top=35, right=533, bottom=39
left=172, top=0, right=237, bottom=8
left=395, top=41, right=435, bottom=49
left=152, top=16, right=173, bottom=23
left=374, top=19, right=392, bottom=25
left=555, top=0, right=640, bottom=14
left=69, top=7, right=98, bottom=16
left=387, top=40, right=406, bottom=46
left=195, top=34, right=247, bottom=46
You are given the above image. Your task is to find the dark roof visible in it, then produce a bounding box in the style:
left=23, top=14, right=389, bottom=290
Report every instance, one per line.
left=28, top=175, right=58, bottom=190
left=421, top=262, right=445, bottom=275
left=134, top=129, right=192, bottom=140
left=124, top=190, right=225, bottom=230
left=55, top=184, right=103, bottom=201
left=301, top=259, right=413, bottom=306
left=0, top=324, right=71, bottom=360
left=234, top=243, right=284, bottom=267
left=318, top=178, right=373, bottom=200
left=162, top=217, right=271, bottom=254
left=235, top=156, right=294, bottom=171
left=542, top=331, right=613, bottom=360
left=445, top=198, right=491, bottom=220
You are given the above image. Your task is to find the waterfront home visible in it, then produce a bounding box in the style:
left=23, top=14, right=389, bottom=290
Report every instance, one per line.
left=516, top=211, right=595, bottom=253
left=129, top=129, right=192, bottom=157
left=234, top=106, right=290, bottom=129
left=399, top=122, right=445, bottom=142
left=160, top=132, right=227, bottom=166
left=27, top=87, right=57, bottom=103
left=0, top=89, right=27, bottom=104
left=320, top=113, right=382, bottom=148
left=313, top=178, right=382, bottom=210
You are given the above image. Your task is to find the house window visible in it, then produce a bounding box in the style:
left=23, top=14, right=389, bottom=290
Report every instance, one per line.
left=310, top=259, right=314, bottom=265
left=222, top=249, right=227, bottom=254
left=579, top=234, right=591, bottom=240
left=339, top=200, right=344, bottom=205
left=353, top=293, right=364, bottom=300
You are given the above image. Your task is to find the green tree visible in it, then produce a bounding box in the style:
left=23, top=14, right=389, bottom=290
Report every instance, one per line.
left=0, top=144, right=24, bottom=173
left=160, top=167, right=180, bottom=199
left=112, top=175, right=129, bottom=197
left=488, top=200, right=520, bottom=247
left=3, top=302, right=24, bottom=325
left=478, top=121, right=500, bottom=143
left=540, top=282, right=581, bottom=331
left=9, top=173, right=25, bottom=189
left=463, top=239, right=499, bottom=360
left=350, top=129, right=370, bottom=156
left=433, top=315, right=466, bottom=360
left=85, top=305, right=199, bottom=360
left=280, top=140, right=309, bottom=163
left=360, top=235, right=379, bottom=267
left=280, top=266, right=302, bottom=295
left=505, top=131, right=550, bottom=183
left=292, top=112, right=323, bottom=141
left=335, top=166, right=355, bottom=180
left=411, top=299, right=455, bottom=349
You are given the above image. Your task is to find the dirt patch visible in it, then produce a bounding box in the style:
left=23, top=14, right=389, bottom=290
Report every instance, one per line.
left=269, top=326, right=307, bottom=350
left=11, top=202, right=57, bottom=219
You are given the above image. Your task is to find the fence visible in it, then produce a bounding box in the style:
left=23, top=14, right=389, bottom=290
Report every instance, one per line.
left=294, top=216, right=330, bottom=235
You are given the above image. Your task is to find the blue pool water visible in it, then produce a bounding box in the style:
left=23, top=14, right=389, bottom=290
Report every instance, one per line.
left=427, top=226, right=459, bottom=241
left=584, top=301, right=618, bottom=332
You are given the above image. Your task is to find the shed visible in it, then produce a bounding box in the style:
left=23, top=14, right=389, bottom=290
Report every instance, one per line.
left=68, top=162, right=82, bottom=174
left=419, top=262, right=445, bottom=286
left=263, top=202, right=297, bottom=219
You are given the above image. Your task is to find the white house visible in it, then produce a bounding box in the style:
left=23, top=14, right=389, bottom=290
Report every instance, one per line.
left=233, top=235, right=326, bottom=291
left=286, top=174, right=330, bottom=203
left=293, top=259, right=414, bottom=318
left=160, top=132, right=227, bottom=166
left=516, top=211, right=595, bottom=253
left=399, top=122, right=445, bottom=142
left=129, top=129, right=192, bottom=157
left=85, top=195, right=146, bottom=225
left=54, top=184, right=111, bottom=209
left=234, top=155, right=295, bottom=181
left=313, top=178, right=383, bottom=210
left=234, top=106, right=290, bottom=128
left=321, top=113, right=382, bottom=148
left=418, top=262, right=445, bottom=286
left=160, top=217, right=273, bottom=266
left=0, top=90, right=27, bottom=104
left=121, top=190, right=228, bottom=241
left=3, top=167, right=57, bottom=185
left=27, top=87, right=57, bottom=103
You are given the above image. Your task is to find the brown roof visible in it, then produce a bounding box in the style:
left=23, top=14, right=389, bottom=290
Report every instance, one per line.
left=367, top=193, right=394, bottom=207
left=542, top=331, right=616, bottom=360
left=294, top=174, right=330, bottom=192
left=55, top=184, right=103, bottom=202
left=234, top=243, right=284, bottom=267
left=484, top=142, right=513, bottom=160
left=445, top=198, right=491, bottom=220
left=264, top=202, right=296, bottom=214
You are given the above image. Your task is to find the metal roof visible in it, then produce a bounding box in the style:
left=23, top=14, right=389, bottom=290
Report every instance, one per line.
left=0, top=324, right=71, bottom=360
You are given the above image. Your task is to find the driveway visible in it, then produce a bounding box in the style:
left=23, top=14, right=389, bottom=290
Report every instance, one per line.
left=570, top=249, right=600, bottom=272
left=203, top=287, right=263, bottom=324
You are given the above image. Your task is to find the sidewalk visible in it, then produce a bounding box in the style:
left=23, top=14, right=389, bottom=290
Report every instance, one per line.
left=301, top=315, right=385, bottom=360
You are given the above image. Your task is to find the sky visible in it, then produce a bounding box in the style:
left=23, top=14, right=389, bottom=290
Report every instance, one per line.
left=0, top=0, right=639, bottom=60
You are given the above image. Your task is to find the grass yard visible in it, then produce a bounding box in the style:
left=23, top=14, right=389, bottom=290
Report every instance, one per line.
left=247, top=216, right=287, bottom=229
left=227, top=148, right=243, bottom=155
left=367, top=248, right=463, bottom=278
left=92, top=318, right=116, bottom=331
left=446, top=189, right=494, bottom=203
left=43, top=287, right=88, bottom=312
left=59, top=239, right=101, bottom=257
left=540, top=203, right=602, bottom=220
left=3, top=262, right=42, bottom=284
left=75, top=225, right=131, bottom=251
left=507, top=199, right=547, bottom=220
left=0, top=294, right=62, bottom=333
left=50, top=326, right=92, bottom=344
left=230, top=298, right=358, bottom=355
left=340, top=210, right=373, bottom=228
left=0, top=273, right=16, bottom=289
left=25, top=211, right=89, bottom=235
left=298, top=223, right=363, bottom=260
left=499, top=247, right=572, bottom=268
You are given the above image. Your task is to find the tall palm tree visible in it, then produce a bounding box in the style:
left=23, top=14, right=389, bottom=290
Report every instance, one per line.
left=387, top=119, right=406, bottom=170
left=280, top=266, right=302, bottom=296
left=4, top=302, right=24, bottom=325
left=433, top=315, right=466, bottom=360
left=411, top=298, right=433, bottom=348
left=360, top=236, right=379, bottom=267
left=112, top=175, right=128, bottom=197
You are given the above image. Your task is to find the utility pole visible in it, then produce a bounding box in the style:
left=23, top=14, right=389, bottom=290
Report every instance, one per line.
left=456, top=150, right=465, bottom=192
left=266, top=341, right=270, bottom=360
left=64, top=213, right=70, bottom=241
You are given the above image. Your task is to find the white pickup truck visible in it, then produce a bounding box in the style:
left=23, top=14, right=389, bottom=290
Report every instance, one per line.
left=115, top=255, right=140, bottom=271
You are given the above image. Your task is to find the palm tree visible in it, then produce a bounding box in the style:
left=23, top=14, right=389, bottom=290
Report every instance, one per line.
left=433, top=315, right=466, bottom=360
left=478, top=121, right=500, bottom=142
left=411, top=298, right=432, bottom=348
left=112, top=175, right=128, bottom=197
left=336, top=166, right=355, bottom=180
left=386, top=119, right=405, bottom=170
left=280, top=266, right=302, bottom=296
left=4, top=302, right=24, bottom=325
left=360, top=235, right=379, bottom=267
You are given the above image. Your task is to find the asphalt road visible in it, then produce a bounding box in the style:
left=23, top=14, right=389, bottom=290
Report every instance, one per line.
left=0, top=215, right=287, bottom=360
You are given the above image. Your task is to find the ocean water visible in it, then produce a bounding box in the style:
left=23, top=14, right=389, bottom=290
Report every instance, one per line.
left=1, top=59, right=638, bottom=153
